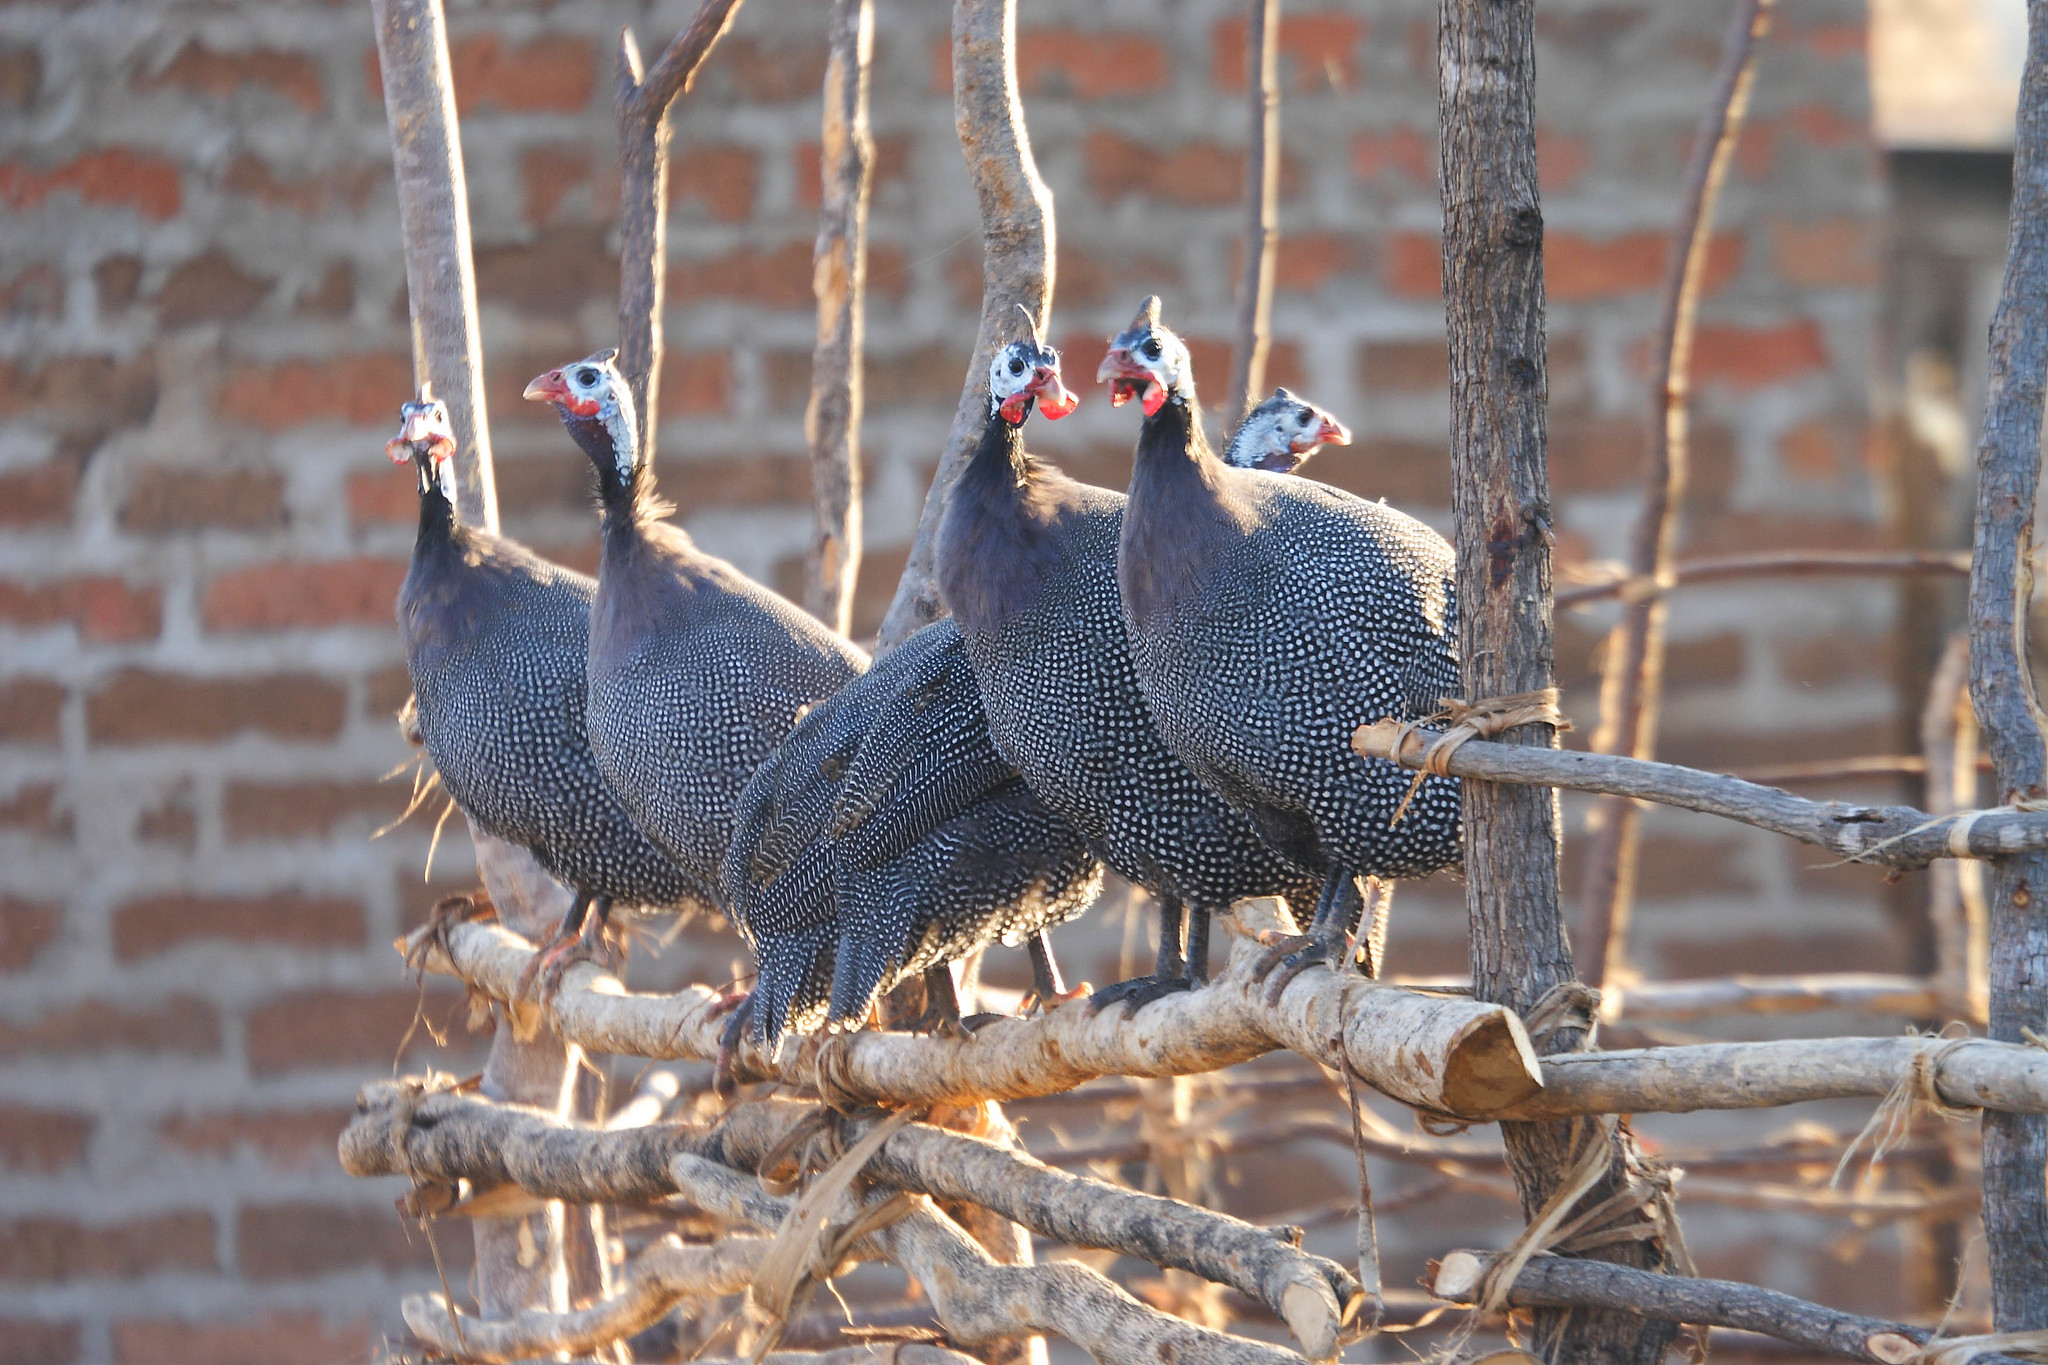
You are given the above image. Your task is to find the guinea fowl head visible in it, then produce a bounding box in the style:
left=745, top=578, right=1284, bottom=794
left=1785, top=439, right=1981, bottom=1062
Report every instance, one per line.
left=1096, top=296, right=1193, bottom=417
left=987, top=305, right=1078, bottom=426
left=1223, top=388, right=1352, bottom=474
left=521, top=350, right=639, bottom=496
left=386, top=388, right=458, bottom=500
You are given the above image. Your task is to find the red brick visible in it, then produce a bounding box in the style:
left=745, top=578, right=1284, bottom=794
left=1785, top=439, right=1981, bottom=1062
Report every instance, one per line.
left=113, top=1312, right=372, bottom=1365
left=111, top=892, right=364, bottom=961
left=345, top=467, right=415, bottom=529
left=295, top=261, right=352, bottom=318
left=1350, top=127, right=1432, bottom=186
left=0, top=460, right=77, bottom=527
left=153, top=251, right=272, bottom=327
left=1055, top=245, right=1185, bottom=309
left=0, top=263, right=62, bottom=320
left=86, top=669, right=345, bottom=746
left=0, top=47, right=40, bottom=111
left=136, top=785, right=197, bottom=849
left=1180, top=337, right=1304, bottom=403
left=1770, top=216, right=1878, bottom=288
left=0, top=999, right=220, bottom=1058
left=1271, top=232, right=1364, bottom=292
left=1550, top=416, right=1651, bottom=490
left=213, top=351, right=410, bottom=431
left=658, top=347, right=733, bottom=418
left=133, top=40, right=323, bottom=112
left=1780, top=416, right=1846, bottom=481
left=220, top=152, right=379, bottom=215
left=238, top=1202, right=459, bottom=1279
left=1785, top=102, right=1868, bottom=147
left=0, top=1106, right=92, bottom=1173
left=1015, top=30, right=1168, bottom=99
left=1214, top=12, right=1365, bottom=93
left=1688, top=319, right=1829, bottom=388
left=1382, top=230, right=1441, bottom=299
left=1084, top=131, right=1291, bottom=208
left=670, top=144, right=758, bottom=223
left=0, top=148, right=181, bottom=221
left=95, top=255, right=141, bottom=313
left=0, top=899, right=59, bottom=972
left=243, top=986, right=462, bottom=1075
left=0, top=788, right=69, bottom=842
left=158, top=1107, right=351, bottom=1173
left=0, top=1319, right=78, bottom=1365
left=683, top=454, right=818, bottom=511
left=222, top=779, right=402, bottom=841
left=1545, top=230, right=1740, bottom=303
left=364, top=34, right=595, bottom=114
left=794, top=132, right=912, bottom=213
left=1791, top=23, right=1867, bottom=59
left=519, top=142, right=612, bottom=226
left=863, top=341, right=964, bottom=408
left=474, top=223, right=616, bottom=313
left=1537, top=126, right=1591, bottom=193
left=865, top=242, right=911, bottom=304
left=1311, top=436, right=1452, bottom=508
left=0, top=1212, right=215, bottom=1281
left=0, top=577, right=160, bottom=643
left=1781, top=631, right=1895, bottom=687
left=1359, top=339, right=1446, bottom=393
left=200, top=556, right=406, bottom=632
left=717, top=37, right=826, bottom=101
left=367, top=663, right=414, bottom=720
left=121, top=466, right=286, bottom=532
left=0, top=679, right=62, bottom=745
left=0, top=354, right=158, bottom=443
left=487, top=454, right=589, bottom=519
left=669, top=239, right=817, bottom=310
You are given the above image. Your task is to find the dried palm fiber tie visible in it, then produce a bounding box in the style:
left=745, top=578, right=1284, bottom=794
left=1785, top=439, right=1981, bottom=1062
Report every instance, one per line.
left=1829, top=1023, right=1980, bottom=1190
left=1903, top=1330, right=2048, bottom=1365
left=1827, top=792, right=2048, bottom=867
left=1380, top=690, right=1572, bottom=827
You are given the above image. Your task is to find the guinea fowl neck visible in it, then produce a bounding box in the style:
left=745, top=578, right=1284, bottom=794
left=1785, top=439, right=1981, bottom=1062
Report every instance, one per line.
left=413, top=459, right=462, bottom=562
left=1130, top=396, right=1222, bottom=501
left=1123, top=395, right=1247, bottom=626
left=938, top=408, right=1047, bottom=632
left=565, top=410, right=657, bottom=530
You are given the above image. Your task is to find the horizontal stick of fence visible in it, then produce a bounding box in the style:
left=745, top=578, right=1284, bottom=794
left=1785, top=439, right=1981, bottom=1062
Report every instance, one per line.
left=1433, top=1250, right=2031, bottom=1365
left=1607, top=973, right=1946, bottom=1022
left=1353, top=722, right=2048, bottom=869
left=1556, top=550, right=1972, bottom=608
left=398, top=900, right=1544, bottom=1116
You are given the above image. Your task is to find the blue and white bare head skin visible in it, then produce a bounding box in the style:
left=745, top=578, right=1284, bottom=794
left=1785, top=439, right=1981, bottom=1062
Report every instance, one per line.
left=521, top=349, right=639, bottom=485
left=988, top=304, right=1079, bottom=425
left=1223, top=387, right=1353, bottom=474
left=1096, top=296, right=1194, bottom=415
left=386, top=386, right=460, bottom=503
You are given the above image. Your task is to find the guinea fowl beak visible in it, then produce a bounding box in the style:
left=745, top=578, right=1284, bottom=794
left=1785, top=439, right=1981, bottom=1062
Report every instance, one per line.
left=387, top=409, right=451, bottom=465
left=1302, top=415, right=1352, bottom=451
left=522, top=369, right=570, bottom=404
left=1096, top=346, right=1162, bottom=415
left=1031, top=365, right=1079, bottom=419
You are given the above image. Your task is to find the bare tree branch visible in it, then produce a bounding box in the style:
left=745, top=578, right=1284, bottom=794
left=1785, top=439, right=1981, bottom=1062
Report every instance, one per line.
left=1555, top=550, right=1971, bottom=609
left=1607, top=974, right=1944, bottom=1022
left=1355, top=722, right=2048, bottom=867
left=1579, top=0, right=1774, bottom=989
left=804, top=0, right=874, bottom=635
left=1924, top=634, right=1990, bottom=1022
left=1226, top=0, right=1280, bottom=424
left=615, top=0, right=746, bottom=463
left=370, top=0, right=496, bottom=528
left=875, top=0, right=1054, bottom=649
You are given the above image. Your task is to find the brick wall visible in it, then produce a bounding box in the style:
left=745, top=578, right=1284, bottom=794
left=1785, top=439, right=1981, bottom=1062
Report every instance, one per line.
left=0, top=0, right=1916, bottom=1358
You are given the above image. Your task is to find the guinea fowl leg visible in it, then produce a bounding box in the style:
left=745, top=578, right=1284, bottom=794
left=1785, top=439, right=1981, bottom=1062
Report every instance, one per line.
left=1089, top=894, right=1191, bottom=1015
left=1252, top=871, right=1363, bottom=1007
left=515, top=889, right=592, bottom=1000
left=712, top=993, right=756, bottom=1100
left=1184, top=906, right=1213, bottom=986
left=909, top=965, right=974, bottom=1039
left=1018, top=931, right=1090, bottom=1015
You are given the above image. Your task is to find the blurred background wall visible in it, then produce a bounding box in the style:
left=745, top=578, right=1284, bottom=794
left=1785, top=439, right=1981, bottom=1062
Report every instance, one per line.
left=0, top=0, right=2017, bottom=1360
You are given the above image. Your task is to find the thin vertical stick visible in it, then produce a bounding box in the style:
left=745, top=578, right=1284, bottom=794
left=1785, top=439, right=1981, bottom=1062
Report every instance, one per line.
left=1226, top=0, right=1280, bottom=425
left=804, top=0, right=874, bottom=636
left=1969, top=0, right=2048, bottom=1328
left=615, top=0, right=747, bottom=466
left=873, top=0, right=1055, bottom=651
left=1924, top=632, right=1990, bottom=1024
left=371, top=0, right=498, bottom=532
left=1578, top=0, right=1773, bottom=990
left=1438, top=1, right=1673, bottom=1361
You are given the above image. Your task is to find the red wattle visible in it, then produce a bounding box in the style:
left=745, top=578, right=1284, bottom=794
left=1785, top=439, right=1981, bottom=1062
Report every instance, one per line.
left=566, top=395, right=601, bottom=417
left=1140, top=382, right=1167, bottom=416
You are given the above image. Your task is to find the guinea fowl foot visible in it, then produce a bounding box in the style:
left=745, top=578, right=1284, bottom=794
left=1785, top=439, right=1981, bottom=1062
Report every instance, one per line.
left=1251, top=927, right=1350, bottom=1008
left=405, top=889, right=496, bottom=973
left=515, top=915, right=607, bottom=1006
left=712, top=995, right=755, bottom=1100
left=909, top=999, right=977, bottom=1041
left=1017, top=980, right=1093, bottom=1017
left=1087, top=973, right=1192, bottom=1016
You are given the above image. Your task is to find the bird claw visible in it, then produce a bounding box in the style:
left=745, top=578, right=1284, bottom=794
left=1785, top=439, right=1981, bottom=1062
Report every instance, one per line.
left=515, top=914, right=607, bottom=1006
left=1251, top=928, right=1349, bottom=1008
left=908, top=1003, right=976, bottom=1040
left=1087, top=973, right=1192, bottom=1017
left=1017, top=981, right=1093, bottom=1018
left=713, top=995, right=755, bottom=1101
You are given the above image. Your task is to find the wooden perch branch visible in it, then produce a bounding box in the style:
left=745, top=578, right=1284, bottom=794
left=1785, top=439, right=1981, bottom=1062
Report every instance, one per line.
left=1433, top=1252, right=2034, bottom=1365
left=1579, top=0, right=1774, bottom=989
left=1969, top=0, right=2048, bottom=1328
left=1226, top=0, right=1280, bottom=423
left=615, top=0, right=746, bottom=462
left=1607, top=973, right=1944, bottom=1023
left=803, top=0, right=873, bottom=635
left=399, top=901, right=1542, bottom=1115
left=1555, top=550, right=1972, bottom=609
left=1355, top=722, right=2048, bottom=868
left=876, top=0, right=1054, bottom=649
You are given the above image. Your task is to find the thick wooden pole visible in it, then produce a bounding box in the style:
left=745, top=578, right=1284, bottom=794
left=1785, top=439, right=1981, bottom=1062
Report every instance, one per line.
left=1436, top=2, right=1673, bottom=1361
left=873, top=0, right=1055, bottom=651
left=371, top=0, right=497, bottom=532
left=1969, top=0, right=2048, bottom=1328
left=803, top=0, right=874, bottom=636
left=1226, top=0, right=1280, bottom=425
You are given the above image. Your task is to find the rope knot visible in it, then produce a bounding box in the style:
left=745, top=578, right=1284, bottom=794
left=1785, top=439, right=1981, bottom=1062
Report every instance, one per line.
left=1384, top=689, right=1571, bottom=826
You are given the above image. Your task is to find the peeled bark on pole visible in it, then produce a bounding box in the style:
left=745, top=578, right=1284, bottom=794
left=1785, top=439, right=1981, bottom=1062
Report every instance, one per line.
left=874, top=0, right=1055, bottom=650
left=1225, top=0, right=1280, bottom=425
left=371, top=0, right=497, bottom=531
left=614, top=0, right=746, bottom=465
left=802, top=0, right=874, bottom=636
left=1578, top=0, right=1772, bottom=989
left=1436, top=3, right=1672, bottom=1362
left=1968, top=0, right=2048, bottom=1328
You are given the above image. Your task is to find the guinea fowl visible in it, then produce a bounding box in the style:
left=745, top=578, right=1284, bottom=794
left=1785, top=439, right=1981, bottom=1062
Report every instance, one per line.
left=1223, top=388, right=1351, bottom=474
left=1104, top=297, right=1462, bottom=990
left=724, top=615, right=1102, bottom=1047
left=935, top=316, right=1328, bottom=1011
left=386, top=393, right=703, bottom=980
left=521, top=351, right=868, bottom=979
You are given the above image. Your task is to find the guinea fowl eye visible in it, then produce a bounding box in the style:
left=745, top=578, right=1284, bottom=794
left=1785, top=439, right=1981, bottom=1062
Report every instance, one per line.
left=574, top=367, right=599, bottom=386
left=1007, top=358, right=1026, bottom=376
left=1142, top=339, right=1162, bottom=360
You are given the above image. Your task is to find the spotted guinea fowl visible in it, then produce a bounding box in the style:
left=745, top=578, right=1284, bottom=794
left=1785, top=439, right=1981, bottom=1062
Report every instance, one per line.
left=1104, top=297, right=1462, bottom=991
left=387, top=392, right=704, bottom=975
left=935, top=315, right=1327, bottom=1011
left=724, top=614, right=1102, bottom=1047
left=521, top=351, right=869, bottom=979
left=1223, top=388, right=1351, bottom=474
